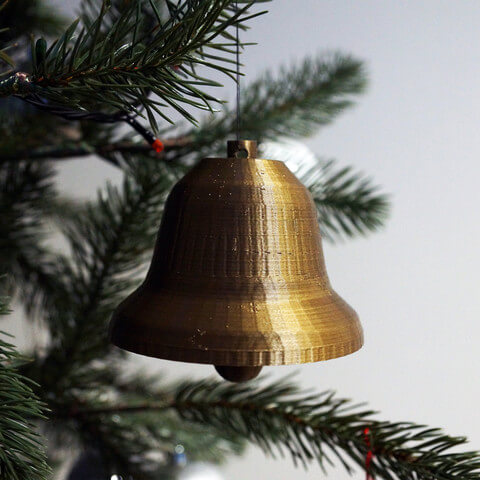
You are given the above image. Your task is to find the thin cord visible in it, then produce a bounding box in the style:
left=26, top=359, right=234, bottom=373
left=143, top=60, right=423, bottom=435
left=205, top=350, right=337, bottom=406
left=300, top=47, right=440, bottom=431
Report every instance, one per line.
left=235, top=1, right=240, bottom=141
left=22, top=95, right=165, bottom=153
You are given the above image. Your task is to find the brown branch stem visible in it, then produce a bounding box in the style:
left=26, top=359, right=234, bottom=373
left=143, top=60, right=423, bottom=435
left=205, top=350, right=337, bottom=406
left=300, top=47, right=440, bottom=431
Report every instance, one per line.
left=0, top=136, right=194, bottom=163
left=64, top=397, right=417, bottom=468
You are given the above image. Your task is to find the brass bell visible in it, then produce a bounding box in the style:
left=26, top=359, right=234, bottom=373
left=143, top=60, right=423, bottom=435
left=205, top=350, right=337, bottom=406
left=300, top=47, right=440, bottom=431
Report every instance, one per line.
left=109, top=140, right=363, bottom=382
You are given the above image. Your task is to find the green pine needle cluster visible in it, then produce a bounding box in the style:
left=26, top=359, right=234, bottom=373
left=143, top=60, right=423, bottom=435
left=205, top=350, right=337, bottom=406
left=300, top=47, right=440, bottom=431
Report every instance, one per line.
left=190, top=54, right=367, bottom=156
left=63, top=376, right=480, bottom=480
left=171, top=378, right=480, bottom=479
left=0, top=299, right=50, bottom=480
left=1, top=1, right=477, bottom=480
left=1, top=0, right=268, bottom=128
left=239, top=54, right=367, bottom=139
left=301, top=159, right=389, bottom=240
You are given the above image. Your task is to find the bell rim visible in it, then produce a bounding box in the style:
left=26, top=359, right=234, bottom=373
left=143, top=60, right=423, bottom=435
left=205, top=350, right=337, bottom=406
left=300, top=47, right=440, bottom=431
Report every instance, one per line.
left=109, top=282, right=363, bottom=367
left=109, top=326, right=363, bottom=366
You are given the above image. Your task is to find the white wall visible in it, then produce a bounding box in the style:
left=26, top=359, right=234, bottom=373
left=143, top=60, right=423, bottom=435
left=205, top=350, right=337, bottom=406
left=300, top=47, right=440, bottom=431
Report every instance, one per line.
left=24, top=1, right=480, bottom=478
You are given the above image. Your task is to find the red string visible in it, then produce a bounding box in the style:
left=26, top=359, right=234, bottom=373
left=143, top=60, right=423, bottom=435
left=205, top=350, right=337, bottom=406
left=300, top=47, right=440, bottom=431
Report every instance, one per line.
left=364, top=427, right=374, bottom=480
left=151, top=139, right=164, bottom=153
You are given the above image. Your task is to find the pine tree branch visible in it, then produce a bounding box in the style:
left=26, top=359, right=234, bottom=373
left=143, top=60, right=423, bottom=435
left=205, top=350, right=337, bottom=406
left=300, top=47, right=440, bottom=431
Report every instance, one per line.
left=39, top=157, right=180, bottom=392
left=0, top=0, right=269, bottom=129
left=66, top=378, right=480, bottom=480
left=192, top=53, right=367, bottom=156
left=0, top=0, right=66, bottom=47
left=0, top=52, right=367, bottom=167
left=241, top=53, right=367, bottom=139
left=0, top=160, right=55, bottom=254
left=42, top=370, right=245, bottom=480
left=64, top=406, right=244, bottom=480
left=301, top=158, right=390, bottom=241
left=51, top=404, right=185, bottom=480
left=9, top=249, right=73, bottom=321
left=0, top=299, right=51, bottom=480
left=0, top=135, right=194, bottom=162
left=0, top=160, right=72, bottom=320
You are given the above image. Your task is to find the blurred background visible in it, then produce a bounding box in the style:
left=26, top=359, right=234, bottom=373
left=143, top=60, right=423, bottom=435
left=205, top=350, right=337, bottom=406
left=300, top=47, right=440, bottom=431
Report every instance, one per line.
left=6, top=0, right=480, bottom=479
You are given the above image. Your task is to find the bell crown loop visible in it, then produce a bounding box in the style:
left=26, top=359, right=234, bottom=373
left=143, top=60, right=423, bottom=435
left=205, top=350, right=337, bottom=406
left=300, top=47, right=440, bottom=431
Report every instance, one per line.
left=227, top=140, right=258, bottom=159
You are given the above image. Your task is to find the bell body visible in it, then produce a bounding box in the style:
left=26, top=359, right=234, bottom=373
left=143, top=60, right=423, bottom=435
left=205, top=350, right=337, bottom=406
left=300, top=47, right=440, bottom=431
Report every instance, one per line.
left=110, top=141, right=363, bottom=371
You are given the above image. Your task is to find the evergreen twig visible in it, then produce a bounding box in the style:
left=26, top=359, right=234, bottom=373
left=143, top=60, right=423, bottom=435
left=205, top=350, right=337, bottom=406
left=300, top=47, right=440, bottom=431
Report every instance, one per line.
left=39, top=157, right=181, bottom=393
left=0, top=0, right=269, bottom=129
left=0, top=299, right=51, bottom=480
left=0, top=53, right=369, bottom=166
left=301, top=158, right=390, bottom=240
left=0, top=160, right=71, bottom=319
left=194, top=53, right=367, bottom=154
left=62, top=377, right=480, bottom=480
left=0, top=136, right=193, bottom=162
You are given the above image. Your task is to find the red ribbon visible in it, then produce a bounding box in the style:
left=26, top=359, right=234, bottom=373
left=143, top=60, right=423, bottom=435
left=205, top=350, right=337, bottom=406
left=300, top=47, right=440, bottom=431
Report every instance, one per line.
left=364, top=427, right=374, bottom=480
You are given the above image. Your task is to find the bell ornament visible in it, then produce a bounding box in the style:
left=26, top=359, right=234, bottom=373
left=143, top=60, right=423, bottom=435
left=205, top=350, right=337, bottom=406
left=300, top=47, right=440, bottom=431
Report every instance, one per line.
left=109, top=140, right=363, bottom=381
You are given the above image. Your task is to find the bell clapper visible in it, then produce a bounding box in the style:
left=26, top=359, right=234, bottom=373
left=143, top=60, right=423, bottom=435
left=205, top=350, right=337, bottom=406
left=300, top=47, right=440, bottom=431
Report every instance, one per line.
left=214, top=365, right=263, bottom=382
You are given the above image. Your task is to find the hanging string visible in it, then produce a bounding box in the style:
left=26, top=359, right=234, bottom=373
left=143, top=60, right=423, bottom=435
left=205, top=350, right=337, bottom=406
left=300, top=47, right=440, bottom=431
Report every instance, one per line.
left=235, top=1, right=241, bottom=141
left=364, top=427, right=374, bottom=480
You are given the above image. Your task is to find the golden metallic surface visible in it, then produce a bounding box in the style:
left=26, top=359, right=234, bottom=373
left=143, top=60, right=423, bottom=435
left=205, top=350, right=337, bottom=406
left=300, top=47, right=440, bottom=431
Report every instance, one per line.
left=227, top=139, right=257, bottom=158
left=109, top=140, right=363, bottom=368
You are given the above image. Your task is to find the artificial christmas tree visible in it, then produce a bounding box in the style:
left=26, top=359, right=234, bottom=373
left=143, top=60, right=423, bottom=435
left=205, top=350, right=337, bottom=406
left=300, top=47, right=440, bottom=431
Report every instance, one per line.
left=1, top=1, right=479, bottom=479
